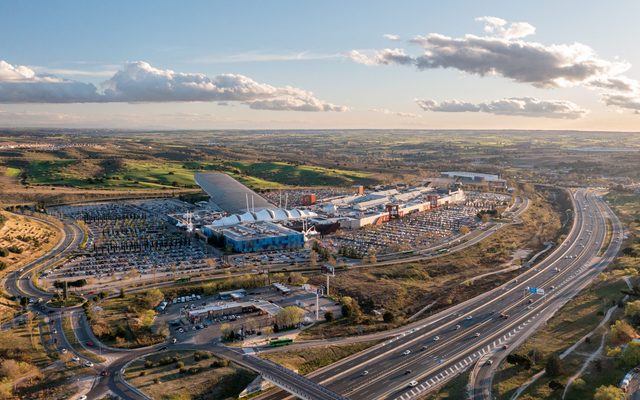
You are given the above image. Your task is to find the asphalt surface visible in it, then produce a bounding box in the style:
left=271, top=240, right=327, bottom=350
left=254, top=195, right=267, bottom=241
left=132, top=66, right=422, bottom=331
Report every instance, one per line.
left=253, top=189, right=622, bottom=400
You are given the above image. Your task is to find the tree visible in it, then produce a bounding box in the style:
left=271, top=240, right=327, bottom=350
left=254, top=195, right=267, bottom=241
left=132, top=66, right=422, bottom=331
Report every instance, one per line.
left=220, top=323, right=234, bottom=341
left=324, top=311, right=334, bottom=322
left=620, top=341, right=640, bottom=367
left=119, top=288, right=126, bottom=298
left=383, top=311, right=395, bottom=324
left=287, top=272, right=308, bottom=285
left=545, top=353, right=562, bottom=377
left=309, top=250, right=318, bottom=268
left=594, top=385, right=625, bottom=400
left=610, top=319, right=638, bottom=345
left=340, top=296, right=361, bottom=320
left=459, top=225, right=471, bottom=235
left=625, top=300, right=640, bottom=324
left=276, top=306, right=305, bottom=328
left=142, top=288, right=164, bottom=309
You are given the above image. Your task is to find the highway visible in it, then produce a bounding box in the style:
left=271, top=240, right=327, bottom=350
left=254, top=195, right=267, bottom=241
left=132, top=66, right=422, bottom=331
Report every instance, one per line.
left=254, top=189, right=622, bottom=400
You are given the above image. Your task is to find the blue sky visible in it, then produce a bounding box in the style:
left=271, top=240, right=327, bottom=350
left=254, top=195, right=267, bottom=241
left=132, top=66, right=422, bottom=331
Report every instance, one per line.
left=1, top=0, right=639, bottom=130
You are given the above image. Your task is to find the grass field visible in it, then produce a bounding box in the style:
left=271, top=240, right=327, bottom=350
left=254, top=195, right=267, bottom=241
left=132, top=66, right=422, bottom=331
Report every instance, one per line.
left=124, top=350, right=256, bottom=400
left=260, top=341, right=378, bottom=375
left=17, top=157, right=378, bottom=191
left=89, top=292, right=167, bottom=349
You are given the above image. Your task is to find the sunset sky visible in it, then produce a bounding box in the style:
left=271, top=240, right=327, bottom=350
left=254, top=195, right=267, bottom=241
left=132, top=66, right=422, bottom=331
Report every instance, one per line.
left=1, top=0, right=639, bottom=130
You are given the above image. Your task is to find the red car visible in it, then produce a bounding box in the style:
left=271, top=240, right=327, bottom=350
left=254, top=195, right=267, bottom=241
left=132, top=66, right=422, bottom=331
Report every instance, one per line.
left=86, top=341, right=94, bottom=347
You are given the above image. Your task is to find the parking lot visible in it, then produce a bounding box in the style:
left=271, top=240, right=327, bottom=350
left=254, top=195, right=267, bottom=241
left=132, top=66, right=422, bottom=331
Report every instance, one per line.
left=332, top=192, right=511, bottom=256
left=47, top=201, right=218, bottom=284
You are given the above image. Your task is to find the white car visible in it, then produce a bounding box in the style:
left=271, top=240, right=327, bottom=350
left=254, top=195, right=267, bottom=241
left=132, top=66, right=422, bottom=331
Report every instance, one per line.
left=72, top=356, right=80, bottom=362
left=433, top=336, right=440, bottom=341
left=465, top=316, right=473, bottom=320
left=408, top=380, right=418, bottom=387
left=84, top=361, right=94, bottom=368
left=402, top=350, right=411, bottom=356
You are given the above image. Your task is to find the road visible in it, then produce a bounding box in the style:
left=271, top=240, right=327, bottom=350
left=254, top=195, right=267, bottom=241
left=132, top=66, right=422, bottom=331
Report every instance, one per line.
left=1, top=195, right=532, bottom=400
left=253, top=189, right=621, bottom=400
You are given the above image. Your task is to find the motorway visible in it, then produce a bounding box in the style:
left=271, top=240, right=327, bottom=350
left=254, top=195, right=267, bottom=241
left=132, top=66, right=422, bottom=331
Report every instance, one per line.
left=254, top=189, right=622, bottom=400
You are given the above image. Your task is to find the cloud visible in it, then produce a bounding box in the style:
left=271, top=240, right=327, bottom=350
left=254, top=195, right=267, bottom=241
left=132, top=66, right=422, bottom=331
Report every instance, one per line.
left=370, top=108, right=421, bottom=118
left=193, top=51, right=342, bottom=64
left=416, top=97, right=588, bottom=119
left=349, top=17, right=631, bottom=89
left=601, top=93, right=640, bottom=112
left=383, top=34, right=401, bottom=41
left=475, top=16, right=535, bottom=39
left=0, top=59, right=346, bottom=112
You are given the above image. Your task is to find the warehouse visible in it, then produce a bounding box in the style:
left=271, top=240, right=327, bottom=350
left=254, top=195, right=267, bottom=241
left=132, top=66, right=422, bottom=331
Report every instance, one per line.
left=203, top=221, right=305, bottom=253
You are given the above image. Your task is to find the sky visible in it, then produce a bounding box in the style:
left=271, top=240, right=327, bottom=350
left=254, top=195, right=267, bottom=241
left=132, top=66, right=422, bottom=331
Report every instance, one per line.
left=1, top=0, right=639, bottom=131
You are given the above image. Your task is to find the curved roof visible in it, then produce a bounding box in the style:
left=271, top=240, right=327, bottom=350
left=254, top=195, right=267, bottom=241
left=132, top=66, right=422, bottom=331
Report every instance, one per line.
left=254, top=209, right=274, bottom=222
left=195, top=172, right=274, bottom=213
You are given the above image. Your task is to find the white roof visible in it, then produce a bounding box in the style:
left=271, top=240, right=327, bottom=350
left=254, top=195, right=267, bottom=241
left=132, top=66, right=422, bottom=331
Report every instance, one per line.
left=239, top=212, right=255, bottom=222
left=254, top=209, right=274, bottom=222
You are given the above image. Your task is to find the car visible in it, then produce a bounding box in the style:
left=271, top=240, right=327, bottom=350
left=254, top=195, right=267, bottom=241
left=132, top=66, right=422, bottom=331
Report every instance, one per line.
left=178, top=327, right=184, bottom=333
left=421, top=345, right=428, bottom=351
left=85, top=341, right=94, bottom=347
left=79, top=396, right=87, bottom=400
left=84, top=361, right=94, bottom=367
left=361, top=370, right=369, bottom=376
left=408, top=380, right=418, bottom=387
left=52, top=329, right=57, bottom=334
left=100, top=370, right=109, bottom=376
left=455, top=324, right=461, bottom=330
left=465, top=315, right=473, bottom=320
left=158, top=346, right=167, bottom=351
left=404, top=369, right=412, bottom=375
left=475, top=332, right=481, bottom=337
left=528, top=298, right=533, bottom=304
left=172, top=338, right=177, bottom=344
left=433, top=336, right=440, bottom=341
left=60, top=348, right=67, bottom=354
left=502, top=344, right=509, bottom=350
left=485, top=359, right=494, bottom=366
left=402, top=350, right=411, bottom=356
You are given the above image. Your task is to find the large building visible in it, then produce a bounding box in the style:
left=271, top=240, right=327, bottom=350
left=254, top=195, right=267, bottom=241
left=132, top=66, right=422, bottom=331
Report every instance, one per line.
left=441, top=171, right=508, bottom=191
left=317, top=186, right=465, bottom=229
left=203, top=221, right=305, bottom=253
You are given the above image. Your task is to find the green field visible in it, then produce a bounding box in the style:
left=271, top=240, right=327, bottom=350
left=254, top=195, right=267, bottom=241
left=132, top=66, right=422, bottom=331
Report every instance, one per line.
left=3, top=166, right=21, bottom=177
left=18, top=157, right=377, bottom=191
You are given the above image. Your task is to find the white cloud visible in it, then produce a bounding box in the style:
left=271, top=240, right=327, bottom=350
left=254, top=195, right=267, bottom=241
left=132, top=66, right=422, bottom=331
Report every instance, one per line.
left=370, top=108, right=421, bottom=118
left=0, top=59, right=346, bottom=112
left=349, top=16, right=632, bottom=89
left=416, top=97, right=588, bottom=119
left=383, top=34, right=401, bottom=41
left=475, top=16, right=536, bottom=39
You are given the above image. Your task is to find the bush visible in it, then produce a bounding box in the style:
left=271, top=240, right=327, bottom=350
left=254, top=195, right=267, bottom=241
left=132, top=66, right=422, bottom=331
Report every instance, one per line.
left=545, top=353, right=562, bottom=377
left=139, top=371, right=146, bottom=376
left=210, top=359, right=229, bottom=368
left=0, top=248, right=8, bottom=257
left=324, top=311, right=334, bottom=322
left=144, top=360, right=154, bottom=369
left=383, top=311, right=395, bottom=323
left=176, top=361, right=184, bottom=369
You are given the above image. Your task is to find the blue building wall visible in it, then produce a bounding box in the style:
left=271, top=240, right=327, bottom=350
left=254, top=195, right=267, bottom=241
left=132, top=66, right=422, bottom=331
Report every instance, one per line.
left=226, top=232, right=304, bottom=253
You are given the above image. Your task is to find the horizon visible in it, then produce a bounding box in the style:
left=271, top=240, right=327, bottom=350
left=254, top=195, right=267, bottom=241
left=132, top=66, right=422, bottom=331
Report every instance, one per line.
left=2, top=1, right=640, bottom=130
